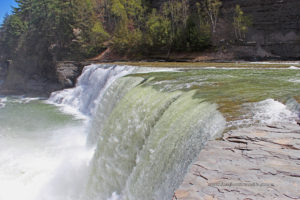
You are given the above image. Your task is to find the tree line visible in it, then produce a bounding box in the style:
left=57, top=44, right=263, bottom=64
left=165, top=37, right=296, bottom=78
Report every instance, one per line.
left=0, top=0, right=251, bottom=61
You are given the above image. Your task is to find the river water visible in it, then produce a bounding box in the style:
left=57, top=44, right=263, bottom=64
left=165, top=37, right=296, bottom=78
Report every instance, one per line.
left=0, top=63, right=299, bottom=200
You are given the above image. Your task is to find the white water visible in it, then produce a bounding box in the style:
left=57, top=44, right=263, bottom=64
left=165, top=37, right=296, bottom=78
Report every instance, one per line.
left=289, top=66, right=300, bottom=69
left=229, top=99, right=298, bottom=128
left=0, top=97, right=7, bottom=108
left=49, top=64, right=136, bottom=116
left=49, top=64, right=178, bottom=117
left=0, top=98, right=93, bottom=200
left=251, top=99, right=298, bottom=124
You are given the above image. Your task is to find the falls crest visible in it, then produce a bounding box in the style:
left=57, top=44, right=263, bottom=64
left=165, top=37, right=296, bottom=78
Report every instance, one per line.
left=49, top=64, right=136, bottom=116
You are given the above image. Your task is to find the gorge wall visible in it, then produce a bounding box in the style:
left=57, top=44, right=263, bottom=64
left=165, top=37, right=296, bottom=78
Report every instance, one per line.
left=0, top=60, right=85, bottom=96
left=221, top=0, right=300, bottom=59
left=153, top=0, right=300, bottom=60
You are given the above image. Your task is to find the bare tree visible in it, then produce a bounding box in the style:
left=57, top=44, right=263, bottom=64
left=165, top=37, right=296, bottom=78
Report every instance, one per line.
left=201, top=0, right=222, bottom=33
left=161, top=0, right=189, bottom=56
left=233, top=5, right=252, bottom=41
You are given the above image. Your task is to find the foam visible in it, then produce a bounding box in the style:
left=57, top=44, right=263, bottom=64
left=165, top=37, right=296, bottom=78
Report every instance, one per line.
left=289, top=66, right=300, bottom=69
left=229, top=99, right=298, bottom=128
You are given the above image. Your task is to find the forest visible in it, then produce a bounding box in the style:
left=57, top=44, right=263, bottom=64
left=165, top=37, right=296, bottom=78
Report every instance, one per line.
left=0, top=0, right=250, bottom=61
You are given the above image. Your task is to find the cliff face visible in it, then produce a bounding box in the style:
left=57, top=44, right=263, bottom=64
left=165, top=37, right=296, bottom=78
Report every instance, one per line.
left=0, top=53, right=59, bottom=96
left=221, top=0, right=300, bottom=59
left=154, top=0, right=300, bottom=59
left=0, top=59, right=85, bottom=96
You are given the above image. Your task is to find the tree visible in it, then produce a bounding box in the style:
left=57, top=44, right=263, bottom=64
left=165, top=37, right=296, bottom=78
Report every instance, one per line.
left=185, top=14, right=211, bottom=51
left=201, top=0, right=222, bottom=33
left=0, top=14, right=27, bottom=57
left=0, top=0, right=216, bottom=61
left=108, top=0, right=146, bottom=52
left=72, top=0, right=109, bottom=58
left=144, top=9, right=171, bottom=50
left=160, top=0, right=189, bottom=53
left=233, top=5, right=252, bottom=41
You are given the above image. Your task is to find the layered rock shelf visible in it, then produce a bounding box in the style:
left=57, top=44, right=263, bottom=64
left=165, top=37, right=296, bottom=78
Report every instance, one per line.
left=173, top=123, right=300, bottom=200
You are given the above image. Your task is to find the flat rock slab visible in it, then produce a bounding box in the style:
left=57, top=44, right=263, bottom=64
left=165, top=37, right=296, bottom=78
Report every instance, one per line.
left=173, top=123, right=300, bottom=200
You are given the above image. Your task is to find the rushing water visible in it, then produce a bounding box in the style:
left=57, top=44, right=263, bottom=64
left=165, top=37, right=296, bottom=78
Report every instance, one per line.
left=1, top=63, right=300, bottom=200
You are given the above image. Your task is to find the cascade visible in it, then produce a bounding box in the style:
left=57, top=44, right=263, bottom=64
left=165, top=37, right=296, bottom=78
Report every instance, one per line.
left=87, top=76, right=145, bottom=145
left=49, top=64, right=136, bottom=116
left=50, top=64, right=226, bottom=200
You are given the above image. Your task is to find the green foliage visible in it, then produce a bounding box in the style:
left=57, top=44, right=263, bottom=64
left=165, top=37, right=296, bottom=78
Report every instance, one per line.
left=108, top=0, right=145, bottom=52
left=185, top=15, right=211, bottom=51
left=160, top=0, right=189, bottom=51
left=108, top=0, right=212, bottom=53
left=110, top=0, right=127, bottom=19
left=144, top=9, right=171, bottom=49
left=0, top=14, right=27, bottom=56
left=72, top=0, right=109, bottom=58
left=201, top=0, right=222, bottom=33
left=233, top=5, right=252, bottom=41
left=0, top=0, right=218, bottom=60
left=0, top=0, right=109, bottom=60
left=112, top=20, right=143, bottom=54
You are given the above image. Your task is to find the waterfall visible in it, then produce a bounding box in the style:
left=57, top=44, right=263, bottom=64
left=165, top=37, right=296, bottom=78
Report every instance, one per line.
left=87, top=76, right=145, bottom=145
left=49, top=64, right=136, bottom=116
left=49, top=64, right=226, bottom=200
left=49, top=64, right=177, bottom=117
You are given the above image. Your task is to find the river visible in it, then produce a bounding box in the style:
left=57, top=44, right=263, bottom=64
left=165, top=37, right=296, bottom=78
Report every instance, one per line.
left=0, top=63, right=299, bottom=200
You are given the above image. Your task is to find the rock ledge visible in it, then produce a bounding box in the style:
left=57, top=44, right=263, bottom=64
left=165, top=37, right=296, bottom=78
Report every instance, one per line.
left=173, top=123, right=300, bottom=200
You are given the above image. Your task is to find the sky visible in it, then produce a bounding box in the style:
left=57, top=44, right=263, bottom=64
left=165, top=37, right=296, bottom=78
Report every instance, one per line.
left=0, top=0, right=17, bottom=24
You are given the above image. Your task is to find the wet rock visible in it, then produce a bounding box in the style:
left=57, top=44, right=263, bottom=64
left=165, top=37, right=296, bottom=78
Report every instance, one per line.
left=55, top=61, right=85, bottom=88
left=0, top=60, right=88, bottom=96
left=173, top=123, right=300, bottom=200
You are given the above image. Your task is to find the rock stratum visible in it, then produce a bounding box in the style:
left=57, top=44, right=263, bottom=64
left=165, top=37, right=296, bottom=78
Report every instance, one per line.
left=173, top=123, right=300, bottom=200
left=221, top=0, right=300, bottom=60
left=152, top=0, right=300, bottom=60
left=0, top=60, right=86, bottom=96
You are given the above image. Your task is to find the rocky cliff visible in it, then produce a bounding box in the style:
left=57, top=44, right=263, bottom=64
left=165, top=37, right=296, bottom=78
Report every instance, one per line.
left=221, top=0, right=300, bottom=59
left=0, top=59, right=85, bottom=96
left=153, top=0, right=300, bottom=60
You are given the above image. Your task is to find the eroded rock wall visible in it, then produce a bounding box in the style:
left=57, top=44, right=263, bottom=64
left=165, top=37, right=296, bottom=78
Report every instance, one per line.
left=154, top=0, right=300, bottom=59
left=222, top=0, right=300, bottom=59
left=0, top=59, right=85, bottom=96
